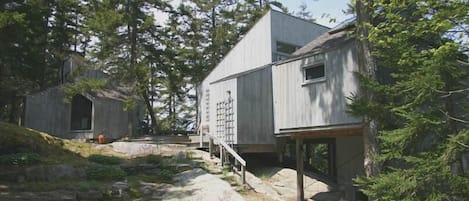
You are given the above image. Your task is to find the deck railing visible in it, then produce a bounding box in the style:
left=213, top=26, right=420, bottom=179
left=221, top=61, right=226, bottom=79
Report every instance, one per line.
left=208, top=135, right=246, bottom=184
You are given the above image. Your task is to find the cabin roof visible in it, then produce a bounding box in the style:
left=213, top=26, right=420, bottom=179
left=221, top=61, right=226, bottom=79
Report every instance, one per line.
left=93, top=84, right=134, bottom=101
left=275, top=19, right=356, bottom=65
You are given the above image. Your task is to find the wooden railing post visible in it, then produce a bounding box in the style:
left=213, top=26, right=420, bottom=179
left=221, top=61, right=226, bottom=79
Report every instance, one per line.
left=219, top=145, right=224, bottom=166
left=241, top=165, right=246, bottom=184
left=209, top=135, right=247, bottom=184
left=209, top=138, right=213, bottom=159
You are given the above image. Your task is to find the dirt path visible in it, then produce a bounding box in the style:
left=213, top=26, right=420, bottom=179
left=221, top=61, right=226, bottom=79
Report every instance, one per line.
left=162, top=168, right=245, bottom=201
left=106, top=142, right=250, bottom=201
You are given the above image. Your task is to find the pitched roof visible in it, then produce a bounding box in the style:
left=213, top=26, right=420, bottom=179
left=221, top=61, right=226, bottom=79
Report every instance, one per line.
left=275, top=18, right=356, bottom=64
left=291, top=29, right=354, bottom=57
left=93, top=84, right=134, bottom=101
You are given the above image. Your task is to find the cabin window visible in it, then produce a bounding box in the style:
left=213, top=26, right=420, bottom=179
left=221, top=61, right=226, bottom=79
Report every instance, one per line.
left=274, top=41, right=301, bottom=62
left=70, top=95, right=92, bottom=130
left=304, top=64, right=325, bottom=81
left=276, top=41, right=300, bottom=54
left=302, top=53, right=326, bottom=85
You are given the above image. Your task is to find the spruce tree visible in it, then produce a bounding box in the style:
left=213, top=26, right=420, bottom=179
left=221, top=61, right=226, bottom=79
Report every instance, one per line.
left=352, top=1, right=469, bottom=200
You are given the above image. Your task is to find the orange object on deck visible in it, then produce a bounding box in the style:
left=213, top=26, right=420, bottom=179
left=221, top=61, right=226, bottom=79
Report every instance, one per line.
left=98, top=134, right=105, bottom=144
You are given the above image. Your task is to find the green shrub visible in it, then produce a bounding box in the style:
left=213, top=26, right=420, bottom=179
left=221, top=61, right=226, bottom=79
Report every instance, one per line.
left=158, top=169, right=175, bottom=182
left=88, top=154, right=121, bottom=165
left=134, top=155, right=164, bottom=164
left=86, top=166, right=126, bottom=181
left=0, top=153, right=41, bottom=166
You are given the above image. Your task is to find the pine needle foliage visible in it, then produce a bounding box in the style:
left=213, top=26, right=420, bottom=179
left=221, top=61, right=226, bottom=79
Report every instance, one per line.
left=351, top=1, right=469, bottom=200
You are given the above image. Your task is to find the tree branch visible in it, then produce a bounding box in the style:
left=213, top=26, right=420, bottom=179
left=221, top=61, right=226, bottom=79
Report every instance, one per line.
left=456, top=141, right=469, bottom=149
left=434, top=87, right=469, bottom=98
left=440, top=109, right=469, bottom=124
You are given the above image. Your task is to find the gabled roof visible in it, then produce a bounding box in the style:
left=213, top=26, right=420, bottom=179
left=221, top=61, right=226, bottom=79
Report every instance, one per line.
left=93, top=84, right=135, bottom=101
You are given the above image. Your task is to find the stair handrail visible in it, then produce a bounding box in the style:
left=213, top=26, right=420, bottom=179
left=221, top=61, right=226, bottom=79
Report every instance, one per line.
left=209, top=134, right=246, bottom=184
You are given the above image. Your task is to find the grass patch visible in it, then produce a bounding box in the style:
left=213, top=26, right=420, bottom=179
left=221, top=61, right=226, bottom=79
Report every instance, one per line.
left=133, top=155, right=165, bottom=164
left=0, top=153, right=40, bottom=166
left=86, top=166, right=126, bottom=181
left=8, top=180, right=109, bottom=192
left=88, top=154, right=122, bottom=165
left=0, top=123, right=86, bottom=164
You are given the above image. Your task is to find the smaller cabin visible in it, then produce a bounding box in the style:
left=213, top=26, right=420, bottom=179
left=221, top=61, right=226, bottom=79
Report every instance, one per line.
left=272, top=23, right=364, bottom=200
left=24, top=55, right=143, bottom=140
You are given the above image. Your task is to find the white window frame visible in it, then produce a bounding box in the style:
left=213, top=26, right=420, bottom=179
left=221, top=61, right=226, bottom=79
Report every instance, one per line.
left=302, top=54, right=326, bottom=86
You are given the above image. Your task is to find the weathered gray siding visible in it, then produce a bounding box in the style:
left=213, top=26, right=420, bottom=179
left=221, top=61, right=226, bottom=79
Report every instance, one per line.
left=24, top=87, right=141, bottom=139
left=209, top=78, right=238, bottom=143
left=202, top=11, right=272, bottom=89
left=93, top=97, right=130, bottom=139
left=272, top=41, right=362, bottom=133
left=24, top=87, right=71, bottom=137
left=198, top=10, right=329, bottom=142
left=236, top=67, right=275, bottom=145
left=199, top=11, right=272, bottom=129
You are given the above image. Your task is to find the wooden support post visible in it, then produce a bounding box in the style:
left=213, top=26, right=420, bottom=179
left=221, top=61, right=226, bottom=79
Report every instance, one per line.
left=219, top=145, right=224, bottom=166
left=296, top=138, right=304, bottom=201
left=235, top=159, right=239, bottom=171
left=209, top=138, right=213, bottom=159
left=199, top=130, right=203, bottom=148
left=241, top=165, right=246, bottom=184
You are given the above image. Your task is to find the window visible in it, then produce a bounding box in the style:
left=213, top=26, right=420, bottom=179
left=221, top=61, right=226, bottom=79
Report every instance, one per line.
left=276, top=41, right=300, bottom=54
left=304, top=64, right=325, bottom=81
left=302, top=53, right=325, bottom=84
left=70, top=95, right=92, bottom=130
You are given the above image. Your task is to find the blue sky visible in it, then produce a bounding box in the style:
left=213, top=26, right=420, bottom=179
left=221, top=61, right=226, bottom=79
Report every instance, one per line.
left=277, top=0, right=352, bottom=27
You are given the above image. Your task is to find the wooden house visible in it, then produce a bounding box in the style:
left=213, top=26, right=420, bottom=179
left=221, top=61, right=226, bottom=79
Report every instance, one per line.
left=24, top=55, right=143, bottom=140
left=197, top=10, right=329, bottom=152
left=198, top=12, right=366, bottom=200
left=272, top=21, right=365, bottom=200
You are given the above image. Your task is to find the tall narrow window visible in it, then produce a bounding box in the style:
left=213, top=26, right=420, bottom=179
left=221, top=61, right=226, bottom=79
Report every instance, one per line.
left=71, top=95, right=92, bottom=130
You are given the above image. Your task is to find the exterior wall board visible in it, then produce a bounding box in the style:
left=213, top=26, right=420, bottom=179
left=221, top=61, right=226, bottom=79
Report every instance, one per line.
left=24, top=88, right=71, bottom=137
left=236, top=67, right=275, bottom=145
left=209, top=79, right=238, bottom=144
left=272, top=42, right=362, bottom=133
left=24, top=88, right=140, bottom=139
left=93, top=97, right=130, bottom=139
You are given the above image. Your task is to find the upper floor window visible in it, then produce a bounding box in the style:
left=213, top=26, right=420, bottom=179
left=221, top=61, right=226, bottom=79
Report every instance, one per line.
left=302, top=53, right=325, bottom=85
left=304, top=64, right=325, bottom=80
left=276, top=41, right=300, bottom=55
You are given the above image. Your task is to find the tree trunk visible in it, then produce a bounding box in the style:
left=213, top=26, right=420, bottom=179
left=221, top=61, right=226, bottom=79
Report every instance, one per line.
left=8, top=96, right=19, bottom=124
left=142, top=89, right=157, bottom=134
left=356, top=0, right=380, bottom=178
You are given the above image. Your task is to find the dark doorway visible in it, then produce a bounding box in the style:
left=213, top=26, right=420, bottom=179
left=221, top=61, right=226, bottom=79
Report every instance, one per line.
left=71, top=95, right=92, bottom=130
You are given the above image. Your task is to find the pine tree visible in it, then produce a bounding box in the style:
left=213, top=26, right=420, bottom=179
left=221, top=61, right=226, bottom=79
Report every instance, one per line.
left=352, top=1, right=469, bottom=200
left=86, top=0, right=171, bottom=133
left=0, top=0, right=83, bottom=123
